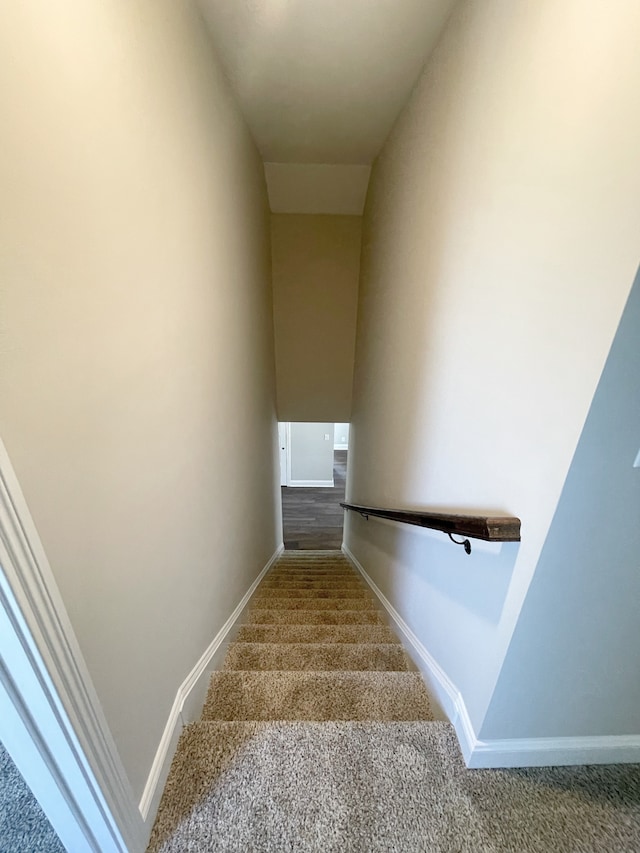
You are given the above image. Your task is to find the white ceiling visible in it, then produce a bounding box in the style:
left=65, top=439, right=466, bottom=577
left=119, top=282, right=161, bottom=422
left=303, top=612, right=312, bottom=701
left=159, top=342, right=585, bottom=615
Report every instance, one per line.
left=200, top=0, right=456, bottom=211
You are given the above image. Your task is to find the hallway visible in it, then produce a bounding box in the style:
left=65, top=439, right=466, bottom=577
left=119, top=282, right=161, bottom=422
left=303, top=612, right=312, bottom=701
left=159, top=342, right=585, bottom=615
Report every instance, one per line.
left=281, top=451, right=347, bottom=550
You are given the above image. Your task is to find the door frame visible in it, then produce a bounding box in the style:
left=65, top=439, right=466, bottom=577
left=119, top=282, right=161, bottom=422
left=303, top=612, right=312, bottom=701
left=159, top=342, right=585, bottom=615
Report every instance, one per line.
left=278, top=422, right=289, bottom=487
left=0, top=437, right=146, bottom=852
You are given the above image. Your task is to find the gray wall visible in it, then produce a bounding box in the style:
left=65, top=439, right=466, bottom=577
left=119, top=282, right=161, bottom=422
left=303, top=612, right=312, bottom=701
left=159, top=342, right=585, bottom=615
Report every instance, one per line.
left=290, top=424, right=335, bottom=483
left=480, top=267, right=640, bottom=739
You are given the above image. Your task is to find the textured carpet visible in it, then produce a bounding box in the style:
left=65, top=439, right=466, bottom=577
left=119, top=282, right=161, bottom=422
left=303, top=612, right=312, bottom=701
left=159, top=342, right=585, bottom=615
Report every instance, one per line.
left=250, top=597, right=376, bottom=610
left=202, top=671, right=434, bottom=721
left=148, top=551, right=640, bottom=852
left=263, top=579, right=363, bottom=586
left=148, top=722, right=640, bottom=853
left=222, top=641, right=410, bottom=671
left=245, top=608, right=385, bottom=625
left=254, top=588, right=372, bottom=599
left=234, top=624, right=398, bottom=644
left=0, top=741, right=65, bottom=853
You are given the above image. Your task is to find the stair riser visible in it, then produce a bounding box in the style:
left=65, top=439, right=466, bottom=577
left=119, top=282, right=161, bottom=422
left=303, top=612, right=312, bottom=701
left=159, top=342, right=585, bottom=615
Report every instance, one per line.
left=202, top=671, right=433, bottom=721
left=265, top=569, right=359, bottom=576
left=255, top=589, right=372, bottom=600
left=234, top=625, right=398, bottom=644
left=250, top=598, right=375, bottom=610
left=245, top=610, right=386, bottom=625
left=260, top=582, right=366, bottom=591
left=223, top=643, right=410, bottom=672
left=275, top=557, right=349, bottom=563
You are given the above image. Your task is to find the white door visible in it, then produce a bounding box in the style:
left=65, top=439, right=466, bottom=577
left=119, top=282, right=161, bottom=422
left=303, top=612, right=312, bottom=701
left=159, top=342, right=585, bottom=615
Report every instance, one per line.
left=278, top=423, right=288, bottom=486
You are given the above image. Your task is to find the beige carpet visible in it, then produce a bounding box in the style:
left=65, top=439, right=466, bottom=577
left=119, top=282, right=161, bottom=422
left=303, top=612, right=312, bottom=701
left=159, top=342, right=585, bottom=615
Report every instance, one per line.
left=147, top=551, right=640, bottom=852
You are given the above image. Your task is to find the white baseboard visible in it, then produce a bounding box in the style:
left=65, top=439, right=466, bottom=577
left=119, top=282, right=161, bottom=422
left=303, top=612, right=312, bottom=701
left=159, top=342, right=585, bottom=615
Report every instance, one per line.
left=342, top=544, right=466, bottom=735
left=467, top=733, right=640, bottom=768
left=286, top=480, right=334, bottom=488
left=333, top=444, right=348, bottom=451
left=342, top=544, right=640, bottom=769
left=138, top=543, right=284, bottom=822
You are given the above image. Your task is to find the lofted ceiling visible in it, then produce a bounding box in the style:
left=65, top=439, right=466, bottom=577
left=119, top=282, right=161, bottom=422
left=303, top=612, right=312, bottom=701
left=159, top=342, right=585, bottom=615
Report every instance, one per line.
left=199, top=0, right=456, bottom=212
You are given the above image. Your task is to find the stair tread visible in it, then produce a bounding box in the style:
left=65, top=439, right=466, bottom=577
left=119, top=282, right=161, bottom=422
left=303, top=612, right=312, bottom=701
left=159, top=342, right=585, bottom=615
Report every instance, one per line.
left=235, top=624, right=398, bottom=644
left=246, top=609, right=386, bottom=625
left=266, top=570, right=359, bottom=578
left=255, top=587, right=372, bottom=599
left=223, top=641, right=411, bottom=671
left=250, top=596, right=375, bottom=610
left=265, top=569, right=359, bottom=577
left=260, top=578, right=369, bottom=590
left=202, top=671, right=434, bottom=721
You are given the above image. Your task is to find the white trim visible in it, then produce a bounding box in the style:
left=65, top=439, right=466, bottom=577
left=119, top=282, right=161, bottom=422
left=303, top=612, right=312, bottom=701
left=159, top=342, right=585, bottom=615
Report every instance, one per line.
left=138, top=543, right=284, bottom=821
left=343, top=544, right=640, bottom=769
left=0, top=438, right=145, bottom=853
left=278, top=423, right=288, bottom=487
left=333, top=443, right=348, bottom=451
left=285, top=422, right=292, bottom=486
left=467, top=733, right=640, bottom=768
left=342, top=544, right=465, bottom=731
left=286, top=479, right=335, bottom=488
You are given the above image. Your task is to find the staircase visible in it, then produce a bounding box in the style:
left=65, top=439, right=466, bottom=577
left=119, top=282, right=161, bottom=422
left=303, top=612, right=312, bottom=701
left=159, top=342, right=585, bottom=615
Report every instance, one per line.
left=147, top=550, right=452, bottom=851
left=205, top=550, right=433, bottom=722
left=147, top=550, right=640, bottom=852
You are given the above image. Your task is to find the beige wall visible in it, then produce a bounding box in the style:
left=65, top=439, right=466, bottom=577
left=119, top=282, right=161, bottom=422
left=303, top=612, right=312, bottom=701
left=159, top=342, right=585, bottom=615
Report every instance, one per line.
left=271, top=214, right=361, bottom=422
left=0, top=0, right=281, bottom=802
left=345, top=0, right=640, bottom=733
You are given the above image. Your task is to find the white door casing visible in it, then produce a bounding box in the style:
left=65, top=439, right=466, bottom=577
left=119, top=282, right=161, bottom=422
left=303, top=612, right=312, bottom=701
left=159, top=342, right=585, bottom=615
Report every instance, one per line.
left=0, top=437, right=147, bottom=852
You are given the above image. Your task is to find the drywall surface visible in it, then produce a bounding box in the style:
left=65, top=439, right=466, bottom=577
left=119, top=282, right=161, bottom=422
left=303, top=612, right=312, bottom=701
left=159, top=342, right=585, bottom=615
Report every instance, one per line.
left=265, top=164, right=371, bottom=215
left=0, top=0, right=280, bottom=801
left=334, top=424, right=350, bottom=449
left=289, top=424, right=335, bottom=484
left=480, top=268, right=640, bottom=739
left=345, top=0, right=640, bottom=734
left=272, top=214, right=361, bottom=422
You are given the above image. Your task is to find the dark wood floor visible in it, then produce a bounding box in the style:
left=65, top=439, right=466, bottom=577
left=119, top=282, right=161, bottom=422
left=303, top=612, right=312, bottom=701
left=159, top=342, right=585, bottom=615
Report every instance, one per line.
left=281, top=450, right=347, bottom=550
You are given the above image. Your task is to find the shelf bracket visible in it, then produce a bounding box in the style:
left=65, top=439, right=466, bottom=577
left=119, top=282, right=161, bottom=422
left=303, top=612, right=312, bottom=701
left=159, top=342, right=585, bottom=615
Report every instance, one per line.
left=447, top=532, right=472, bottom=555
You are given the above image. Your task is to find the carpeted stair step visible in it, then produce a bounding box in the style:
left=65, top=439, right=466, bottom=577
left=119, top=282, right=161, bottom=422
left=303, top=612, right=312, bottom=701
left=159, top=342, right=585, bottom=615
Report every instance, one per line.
left=278, top=549, right=345, bottom=555
left=250, top=596, right=375, bottom=610
left=266, top=570, right=359, bottom=579
left=275, top=551, right=346, bottom=561
left=260, top=578, right=366, bottom=590
left=222, top=642, right=411, bottom=671
left=263, top=570, right=361, bottom=579
left=245, top=608, right=386, bottom=625
left=271, top=561, right=356, bottom=574
left=269, top=558, right=353, bottom=566
left=254, top=587, right=372, bottom=600
left=202, top=670, right=433, bottom=720
left=147, top=721, right=470, bottom=853
left=235, top=624, right=398, bottom=644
